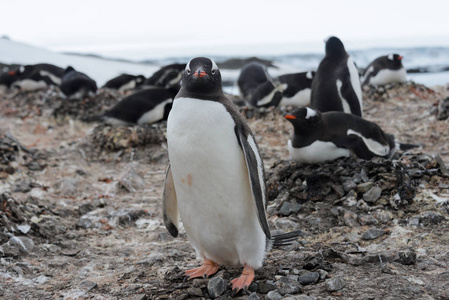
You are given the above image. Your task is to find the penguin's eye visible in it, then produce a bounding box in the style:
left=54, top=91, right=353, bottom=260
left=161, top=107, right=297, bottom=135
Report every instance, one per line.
left=211, top=69, right=216, bottom=74
left=187, top=69, right=191, bottom=75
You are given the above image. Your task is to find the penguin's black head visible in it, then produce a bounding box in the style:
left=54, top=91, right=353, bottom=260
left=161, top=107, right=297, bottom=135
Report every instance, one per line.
left=283, top=107, right=322, bottom=132
left=387, top=54, right=404, bottom=68
left=325, top=36, right=346, bottom=57
left=64, top=66, right=76, bottom=75
left=182, top=57, right=222, bottom=94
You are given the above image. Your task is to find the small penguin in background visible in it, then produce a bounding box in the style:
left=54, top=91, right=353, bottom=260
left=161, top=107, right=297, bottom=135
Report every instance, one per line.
left=102, top=74, right=146, bottom=91
left=0, top=70, right=19, bottom=90
left=311, top=36, right=363, bottom=117
left=251, top=71, right=315, bottom=108
left=237, top=62, right=271, bottom=101
left=283, top=107, right=418, bottom=164
left=89, top=87, right=177, bottom=125
left=11, top=63, right=65, bottom=91
left=163, top=57, right=300, bottom=293
left=60, top=66, right=97, bottom=99
left=361, top=54, right=406, bottom=86
left=144, top=63, right=185, bottom=89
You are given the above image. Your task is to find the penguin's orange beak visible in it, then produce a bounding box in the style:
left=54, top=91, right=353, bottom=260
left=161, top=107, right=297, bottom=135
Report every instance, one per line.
left=284, top=114, right=296, bottom=120
left=194, top=69, right=207, bottom=78
left=398, top=56, right=403, bottom=60
left=8, top=70, right=16, bottom=75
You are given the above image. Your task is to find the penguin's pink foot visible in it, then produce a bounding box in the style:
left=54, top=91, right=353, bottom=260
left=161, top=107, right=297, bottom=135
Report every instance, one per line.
left=184, top=258, right=219, bottom=279
left=230, top=264, right=255, bottom=294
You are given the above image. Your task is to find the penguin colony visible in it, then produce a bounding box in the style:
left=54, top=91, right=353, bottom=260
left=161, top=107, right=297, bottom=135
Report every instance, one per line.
left=0, top=36, right=418, bottom=294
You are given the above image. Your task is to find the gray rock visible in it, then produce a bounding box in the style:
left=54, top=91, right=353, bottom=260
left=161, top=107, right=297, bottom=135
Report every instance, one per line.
left=207, top=276, right=226, bottom=298
left=342, top=179, right=357, bottom=192
left=248, top=292, right=260, bottom=300
left=284, top=296, right=316, bottom=300
left=276, top=275, right=302, bottom=295
left=275, top=218, right=300, bottom=231
left=267, top=290, right=283, bottom=300
left=258, top=282, right=276, bottom=293
left=358, top=214, right=378, bottom=226
left=0, top=244, right=20, bottom=257
left=187, top=287, right=203, bottom=297
left=8, top=236, right=34, bottom=254
left=298, top=272, right=320, bottom=285
left=363, top=186, right=382, bottom=203
left=361, top=227, right=386, bottom=240
left=79, top=280, right=97, bottom=292
left=325, top=276, right=346, bottom=292
left=317, top=269, right=328, bottom=280
left=398, top=249, right=417, bottom=265
left=118, top=162, right=146, bottom=192
left=279, top=201, right=301, bottom=216
left=419, top=211, right=445, bottom=225
left=375, top=211, right=393, bottom=223
left=357, top=182, right=374, bottom=193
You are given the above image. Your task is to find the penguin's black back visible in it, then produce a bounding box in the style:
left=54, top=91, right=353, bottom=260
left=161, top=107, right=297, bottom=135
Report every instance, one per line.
left=104, top=87, right=178, bottom=123
left=278, top=71, right=314, bottom=97
left=103, top=74, right=145, bottom=89
left=237, top=62, right=270, bottom=100
left=60, top=67, right=97, bottom=97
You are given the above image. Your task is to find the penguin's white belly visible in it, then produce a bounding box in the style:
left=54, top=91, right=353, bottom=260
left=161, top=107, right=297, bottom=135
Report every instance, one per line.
left=288, top=139, right=350, bottom=164
left=369, top=68, right=407, bottom=86
left=279, top=88, right=311, bottom=107
left=167, top=97, right=266, bottom=269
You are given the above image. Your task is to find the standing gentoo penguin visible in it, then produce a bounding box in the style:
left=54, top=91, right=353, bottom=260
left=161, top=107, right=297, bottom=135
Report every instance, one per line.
left=310, top=36, right=363, bottom=117
left=11, top=63, right=65, bottom=91
left=361, top=54, right=407, bottom=86
left=252, top=71, right=316, bottom=108
left=102, top=74, right=146, bottom=91
left=284, top=107, right=418, bottom=164
left=60, top=66, right=97, bottom=99
left=91, top=87, right=177, bottom=125
left=163, top=57, right=300, bottom=293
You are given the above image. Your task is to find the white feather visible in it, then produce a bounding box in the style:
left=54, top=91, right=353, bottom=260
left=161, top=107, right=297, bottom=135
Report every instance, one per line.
left=336, top=79, right=351, bottom=114
left=347, top=57, right=363, bottom=115
left=39, top=70, right=61, bottom=86
left=256, top=83, right=286, bottom=107
left=288, top=139, right=350, bottom=164
left=368, top=68, right=407, bottom=86
left=13, top=79, right=47, bottom=91
left=305, top=107, right=317, bottom=119
left=279, top=88, right=311, bottom=107
left=137, top=98, right=172, bottom=125
left=347, top=129, right=390, bottom=156
left=118, top=79, right=136, bottom=91
left=167, top=97, right=266, bottom=269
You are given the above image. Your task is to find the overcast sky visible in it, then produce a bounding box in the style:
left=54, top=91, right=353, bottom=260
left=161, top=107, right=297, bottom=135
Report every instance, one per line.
left=1, top=0, right=449, bottom=60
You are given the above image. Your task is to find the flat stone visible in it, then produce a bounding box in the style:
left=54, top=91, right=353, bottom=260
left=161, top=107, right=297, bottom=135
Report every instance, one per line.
left=248, top=292, right=260, bottom=300
left=267, top=290, right=283, bottom=300
left=361, top=227, right=387, bottom=240
left=8, top=236, right=35, bottom=254
left=187, top=287, right=203, bottom=297
left=358, top=214, right=378, bottom=226
left=258, top=282, right=276, bottom=294
left=207, top=276, right=226, bottom=298
left=297, top=272, right=320, bottom=285
left=325, top=276, right=346, bottom=292
left=363, top=186, right=382, bottom=203
left=79, top=280, right=97, bottom=292
left=357, top=182, right=374, bottom=193
left=279, top=201, right=301, bottom=216
left=276, top=275, right=302, bottom=295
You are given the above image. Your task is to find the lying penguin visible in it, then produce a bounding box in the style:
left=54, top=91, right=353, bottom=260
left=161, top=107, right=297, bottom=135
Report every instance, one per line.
left=284, top=107, right=418, bottom=164
left=102, top=74, right=146, bottom=91
left=361, top=54, right=407, bottom=86
left=248, top=71, right=315, bottom=108
left=60, top=66, right=97, bottom=99
left=92, top=87, right=178, bottom=125
left=11, top=63, right=65, bottom=91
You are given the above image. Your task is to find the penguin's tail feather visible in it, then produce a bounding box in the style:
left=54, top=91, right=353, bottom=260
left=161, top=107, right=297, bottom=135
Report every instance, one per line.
left=271, top=230, right=305, bottom=248
left=399, top=143, right=420, bottom=151
left=82, top=114, right=104, bottom=123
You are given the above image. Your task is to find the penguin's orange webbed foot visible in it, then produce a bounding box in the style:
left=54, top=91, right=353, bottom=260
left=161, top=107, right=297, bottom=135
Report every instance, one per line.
left=184, top=258, right=219, bottom=279
left=230, top=264, right=255, bottom=294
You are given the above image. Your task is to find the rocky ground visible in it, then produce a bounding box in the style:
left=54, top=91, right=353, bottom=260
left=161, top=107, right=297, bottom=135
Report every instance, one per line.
left=0, top=82, right=448, bottom=300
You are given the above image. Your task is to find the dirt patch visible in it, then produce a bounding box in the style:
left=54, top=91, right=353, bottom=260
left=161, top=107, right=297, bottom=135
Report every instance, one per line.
left=0, top=82, right=448, bottom=299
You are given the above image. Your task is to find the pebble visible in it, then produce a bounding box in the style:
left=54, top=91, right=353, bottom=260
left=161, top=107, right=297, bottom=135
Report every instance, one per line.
left=297, top=272, right=320, bottom=285
left=79, top=280, right=97, bottom=292
left=284, top=296, right=316, bottom=300
left=279, top=201, right=301, bottom=216
left=358, top=214, right=378, bottom=226
left=361, top=228, right=387, bottom=240
left=357, top=182, right=374, bottom=193
left=248, top=292, right=260, bottom=300
left=258, top=282, right=276, bottom=294
left=187, top=287, right=203, bottom=297
left=276, top=275, right=302, bottom=295
left=275, top=218, right=300, bottom=231
left=8, top=236, right=34, bottom=254
left=267, top=290, right=283, bottom=300
left=207, top=276, right=226, bottom=298
left=325, top=276, right=346, bottom=292
left=363, top=186, right=382, bottom=203
left=375, top=211, right=393, bottom=224
left=317, top=269, right=328, bottom=280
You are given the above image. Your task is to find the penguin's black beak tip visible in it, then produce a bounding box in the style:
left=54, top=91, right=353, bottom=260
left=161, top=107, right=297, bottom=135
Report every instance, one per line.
left=194, top=68, right=207, bottom=78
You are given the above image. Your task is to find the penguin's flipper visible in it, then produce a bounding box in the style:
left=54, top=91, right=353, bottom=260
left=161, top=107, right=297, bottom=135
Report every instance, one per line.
left=162, top=164, right=179, bottom=237
left=341, top=70, right=363, bottom=116
left=235, top=127, right=271, bottom=240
